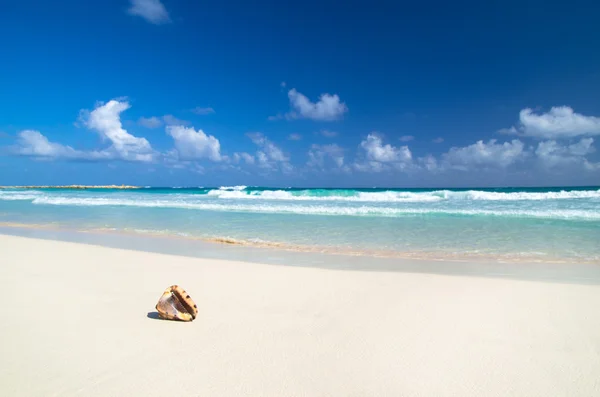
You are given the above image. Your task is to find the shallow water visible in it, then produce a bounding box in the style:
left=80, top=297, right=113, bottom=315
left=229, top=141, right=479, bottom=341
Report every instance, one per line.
left=1, top=186, right=599, bottom=263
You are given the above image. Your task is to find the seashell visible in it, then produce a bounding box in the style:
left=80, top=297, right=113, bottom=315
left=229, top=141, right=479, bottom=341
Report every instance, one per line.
left=155, top=285, right=198, bottom=321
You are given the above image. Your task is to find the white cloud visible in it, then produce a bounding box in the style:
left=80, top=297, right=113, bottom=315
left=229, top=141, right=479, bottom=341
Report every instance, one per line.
left=256, top=151, right=268, bottom=167
left=162, top=114, right=191, bottom=126
left=354, top=161, right=387, bottom=173
left=138, top=116, right=162, bottom=128
left=191, top=107, right=215, bottom=115
left=84, top=100, right=154, bottom=162
left=285, top=88, right=348, bottom=121
left=307, top=144, right=346, bottom=170
left=355, top=134, right=412, bottom=172
left=127, top=0, right=171, bottom=25
left=14, top=130, right=111, bottom=161
left=361, top=134, right=411, bottom=163
left=498, top=126, right=518, bottom=135
left=247, top=132, right=292, bottom=172
left=504, top=107, right=600, bottom=139
left=15, top=130, right=76, bottom=159
left=166, top=125, right=222, bottom=162
left=418, top=155, right=439, bottom=171
left=138, top=114, right=191, bottom=128
left=535, top=138, right=596, bottom=168
left=287, top=133, right=302, bottom=141
left=232, top=152, right=255, bottom=165
left=247, top=133, right=287, bottom=162
left=399, top=135, right=414, bottom=142
left=15, top=100, right=155, bottom=163
left=190, top=164, right=205, bottom=174
left=443, top=139, right=526, bottom=170
left=432, top=137, right=444, bottom=143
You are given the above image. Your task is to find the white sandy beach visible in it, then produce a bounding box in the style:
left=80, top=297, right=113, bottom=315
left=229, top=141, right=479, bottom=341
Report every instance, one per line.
left=1, top=234, right=600, bottom=396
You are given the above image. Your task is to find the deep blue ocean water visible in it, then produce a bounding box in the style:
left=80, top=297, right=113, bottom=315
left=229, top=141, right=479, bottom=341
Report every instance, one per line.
left=1, top=186, right=599, bottom=263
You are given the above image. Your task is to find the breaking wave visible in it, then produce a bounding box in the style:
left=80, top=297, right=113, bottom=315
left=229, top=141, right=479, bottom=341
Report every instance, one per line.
left=1, top=187, right=599, bottom=220
left=3, top=187, right=600, bottom=203
left=203, top=188, right=600, bottom=202
left=217, top=185, right=248, bottom=191
left=9, top=196, right=597, bottom=220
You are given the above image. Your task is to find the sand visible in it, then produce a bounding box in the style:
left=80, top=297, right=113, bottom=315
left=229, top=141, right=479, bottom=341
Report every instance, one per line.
left=1, top=234, right=599, bottom=396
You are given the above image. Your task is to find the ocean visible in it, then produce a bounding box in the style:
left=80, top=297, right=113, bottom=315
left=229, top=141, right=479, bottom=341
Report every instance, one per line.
left=1, top=186, right=599, bottom=263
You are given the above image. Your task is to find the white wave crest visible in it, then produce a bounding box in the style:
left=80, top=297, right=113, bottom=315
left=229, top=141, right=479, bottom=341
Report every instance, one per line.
left=4, top=187, right=599, bottom=204
left=27, top=196, right=600, bottom=220
left=202, top=188, right=600, bottom=202
left=206, top=189, right=443, bottom=202
left=0, top=190, right=44, bottom=201
left=356, top=191, right=441, bottom=202
left=218, top=185, right=247, bottom=191
left=436, top=189, right=600, bottom=201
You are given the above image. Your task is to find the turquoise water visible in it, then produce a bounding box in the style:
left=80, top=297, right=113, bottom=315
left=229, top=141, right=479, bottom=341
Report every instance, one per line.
left=1, top=186, right=599, bottom=262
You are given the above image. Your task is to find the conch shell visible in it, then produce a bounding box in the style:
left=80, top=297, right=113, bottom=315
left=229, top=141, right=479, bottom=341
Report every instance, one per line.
left=155, top=285, right=198, bottom=321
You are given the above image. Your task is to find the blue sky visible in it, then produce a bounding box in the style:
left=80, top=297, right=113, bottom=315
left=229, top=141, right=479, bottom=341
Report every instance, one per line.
left=1, top=0, right=599, bottom=187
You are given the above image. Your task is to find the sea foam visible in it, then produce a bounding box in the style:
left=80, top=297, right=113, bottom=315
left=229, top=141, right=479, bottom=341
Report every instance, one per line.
left=18, top=196, right=600, bottom=220
left=203, top=188, right=600, bottom=202
left=2, top=187, right=599, bottom=220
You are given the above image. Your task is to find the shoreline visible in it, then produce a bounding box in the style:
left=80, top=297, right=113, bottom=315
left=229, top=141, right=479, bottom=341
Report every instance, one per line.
left=2, top=186, right=599, bottom=265
left=2, top=224, right=600, bottom=285
left=1, top=234, right=600, bottom=396
left=1, top=221, right=598, bottom=265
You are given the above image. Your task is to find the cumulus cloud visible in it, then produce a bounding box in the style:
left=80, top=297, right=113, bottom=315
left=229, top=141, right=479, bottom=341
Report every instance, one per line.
left=418, top=137, right=598, bottom=173
left=432, top=137, right=444, bottom=143
left=162, top=114, right=191, bottom=126
left=361, top=134, right=411, bottom=163
left=84, top=100, right=154, bottom=162
left=535, top=138, right=596, bottom=168
left=287, top=133, right=302, bottom=141
left=138, top=116, right=162, bottom=128
left=127, top=0, right=171, bottom=25
left=284, top=89, right=348, bottom=121
left=443, top=139, right=526, bottom=170
left=247, top=133, right=287, bottom=162
left=138, top=114, right=191, bottom=128
left=166, top=125, right=222, bottom=162
left=14, top=130, right=111, bottom=161
left=355, top=134, right=412, bottom=172
left=348, top=133, right=598, bottom=174
left=247, top=132, right=292, bottom=172
left=232, top=152, right=255, bottom=165
left=191, top=107, right=215, bottom=115
left=14, top=100, right=154, bottom=162
left=307, top=144, right=346, bottom=170
left=418, top=154, right=439, bottom=171
left=11, top=100, right=232, bottom=169
left=399, top=135, right=414, bottom=142
left=503, top=106, right=600, bottom=139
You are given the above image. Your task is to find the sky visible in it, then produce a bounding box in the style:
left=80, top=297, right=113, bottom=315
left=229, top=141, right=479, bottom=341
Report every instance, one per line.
left=1, top=0, right=599, bottom=188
